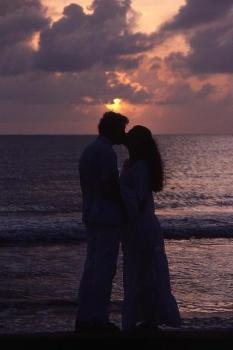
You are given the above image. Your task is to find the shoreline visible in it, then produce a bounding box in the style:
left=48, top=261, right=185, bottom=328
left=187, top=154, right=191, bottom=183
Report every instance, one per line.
left=1, top=302, right=233, bottom=336
left=1, top=330, right=233, bottom=340
left=1, top=316, right=233, bottom=340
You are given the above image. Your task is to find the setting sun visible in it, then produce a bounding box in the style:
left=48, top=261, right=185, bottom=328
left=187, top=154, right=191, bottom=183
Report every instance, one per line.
left=105, top=98, right=122, bottom=111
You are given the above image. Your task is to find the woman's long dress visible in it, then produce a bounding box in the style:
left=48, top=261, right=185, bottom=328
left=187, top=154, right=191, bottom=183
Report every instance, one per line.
left=120, top=160, right=181, bottom=330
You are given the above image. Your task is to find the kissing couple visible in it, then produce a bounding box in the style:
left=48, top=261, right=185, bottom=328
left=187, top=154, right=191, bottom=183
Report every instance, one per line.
left=75, top=111, right=181, bottom=337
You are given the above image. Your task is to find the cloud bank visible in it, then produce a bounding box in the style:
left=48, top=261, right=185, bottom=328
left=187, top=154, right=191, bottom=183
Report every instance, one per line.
left=0, top=0, right=233, bottom=133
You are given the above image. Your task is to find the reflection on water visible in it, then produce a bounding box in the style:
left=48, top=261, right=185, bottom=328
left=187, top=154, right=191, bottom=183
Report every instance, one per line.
left=166, top=239, right=233, bottom=314
left=0, top=239, right=233, bottom=333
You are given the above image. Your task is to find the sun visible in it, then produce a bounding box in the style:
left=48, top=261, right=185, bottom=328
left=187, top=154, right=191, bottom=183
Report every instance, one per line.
left=105, top=98, right=122, bottom=111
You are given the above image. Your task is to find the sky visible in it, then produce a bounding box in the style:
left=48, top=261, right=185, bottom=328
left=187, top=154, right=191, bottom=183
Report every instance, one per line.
left=0, top=0, right=233, bottom=134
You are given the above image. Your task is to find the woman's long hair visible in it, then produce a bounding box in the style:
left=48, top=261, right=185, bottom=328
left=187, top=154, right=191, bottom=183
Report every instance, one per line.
left=126, top=125, right=164, bottom=192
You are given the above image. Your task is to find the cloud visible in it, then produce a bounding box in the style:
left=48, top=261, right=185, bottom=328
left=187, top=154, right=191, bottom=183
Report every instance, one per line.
left=35, top=0, right=155, bottom=72
left=184, top=23, right=233, bottom=74
left=0, top=0, right=48, bottom=47
left=0, top=43, right=35, bottom=75
left=165, top=20, right=233, bottom=75
left=0, top=0, right=41, bottom=15
left=0, top=0, right=49, bottom=75
left=0, top=68, right=151, bottom=106
left=161, top=0, right=233, bottom=75
left=162, top=0, right=233, bottom=31
left=0, top=1, right=153, bottom=107
left=0, top=0, right=233, bottom=134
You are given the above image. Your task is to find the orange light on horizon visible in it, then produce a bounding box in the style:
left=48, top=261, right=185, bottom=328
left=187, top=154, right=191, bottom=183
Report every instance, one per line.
left=105, top=98, right=122, bottom=111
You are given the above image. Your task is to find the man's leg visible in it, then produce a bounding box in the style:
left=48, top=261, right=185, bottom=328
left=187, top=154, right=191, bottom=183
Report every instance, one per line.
left=76, top=226, right=120, bottom=325
left=76, top=228, right=97, bottom=324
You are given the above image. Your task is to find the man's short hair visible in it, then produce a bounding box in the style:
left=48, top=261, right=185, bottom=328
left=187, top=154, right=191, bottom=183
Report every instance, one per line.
left=98, top=111, right=129, bottom=136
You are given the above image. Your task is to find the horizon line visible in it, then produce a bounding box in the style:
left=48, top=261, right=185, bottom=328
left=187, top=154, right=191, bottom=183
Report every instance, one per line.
left=0, top=133, right=232, bottom=136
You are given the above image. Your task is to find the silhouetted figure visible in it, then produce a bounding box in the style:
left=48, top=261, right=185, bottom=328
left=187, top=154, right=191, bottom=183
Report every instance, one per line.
left=120, top=125, right=181, bottom=334
left=76, top=111, right=129, bottom=337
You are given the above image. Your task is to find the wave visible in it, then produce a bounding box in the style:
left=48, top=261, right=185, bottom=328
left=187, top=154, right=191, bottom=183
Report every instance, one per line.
left=0, top=211, right=233, bottom=243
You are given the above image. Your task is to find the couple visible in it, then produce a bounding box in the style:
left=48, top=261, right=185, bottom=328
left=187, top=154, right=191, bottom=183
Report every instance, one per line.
left=75, top=111, right=181, bottom=336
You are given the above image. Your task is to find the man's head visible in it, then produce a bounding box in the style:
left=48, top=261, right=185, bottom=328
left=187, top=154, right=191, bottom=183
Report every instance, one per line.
left=98, top=111, right=129, bottom=145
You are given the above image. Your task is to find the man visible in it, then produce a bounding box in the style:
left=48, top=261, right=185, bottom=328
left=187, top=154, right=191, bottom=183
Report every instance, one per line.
left=75, top=111, right=129, bottom=336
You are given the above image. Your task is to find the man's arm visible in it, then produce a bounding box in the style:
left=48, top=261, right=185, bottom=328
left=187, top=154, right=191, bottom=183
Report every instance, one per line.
left=102, top=174, right=123, bottom=204
left=99, top=150, right=123, bottom=204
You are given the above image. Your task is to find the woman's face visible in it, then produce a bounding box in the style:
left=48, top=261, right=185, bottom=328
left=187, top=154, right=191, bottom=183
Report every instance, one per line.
left=125, top=132, right=140, bottom=155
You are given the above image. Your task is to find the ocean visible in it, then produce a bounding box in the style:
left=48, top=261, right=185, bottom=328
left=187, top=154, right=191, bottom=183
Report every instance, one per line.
left=1, top=134, right=233, bottom=242
left=0, top=135, right=233, bottom=334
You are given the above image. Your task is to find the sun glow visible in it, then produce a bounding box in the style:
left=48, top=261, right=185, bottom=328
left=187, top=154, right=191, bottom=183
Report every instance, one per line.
left=28, top=32, right=40, bottom=51
left=105, top=98, right=122, bottom=111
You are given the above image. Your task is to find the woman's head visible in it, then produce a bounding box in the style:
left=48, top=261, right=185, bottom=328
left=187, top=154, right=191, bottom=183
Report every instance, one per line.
left=126, top=125, right=164, bottom=192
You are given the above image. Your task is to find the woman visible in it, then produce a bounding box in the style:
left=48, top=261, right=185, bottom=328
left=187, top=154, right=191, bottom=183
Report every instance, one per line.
left=120, top=125, right=181, bottom=332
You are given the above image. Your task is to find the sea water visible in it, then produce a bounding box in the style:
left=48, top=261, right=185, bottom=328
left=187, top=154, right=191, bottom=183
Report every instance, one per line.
left=0, top=135, right=233, bottom=334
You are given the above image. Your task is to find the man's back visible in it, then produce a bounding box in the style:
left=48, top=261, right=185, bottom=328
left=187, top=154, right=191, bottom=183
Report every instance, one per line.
left=79, top=136, right=124, bottom=226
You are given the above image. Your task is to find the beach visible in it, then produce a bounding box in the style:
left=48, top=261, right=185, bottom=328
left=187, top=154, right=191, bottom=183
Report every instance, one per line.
left=1, top=238, right=233, bottom=336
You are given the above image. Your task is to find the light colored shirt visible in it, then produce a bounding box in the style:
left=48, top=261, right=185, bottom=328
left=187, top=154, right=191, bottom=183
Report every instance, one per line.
left=120, top=160, right=155, bottom=222
left=79, top=136, right=125, bottom=226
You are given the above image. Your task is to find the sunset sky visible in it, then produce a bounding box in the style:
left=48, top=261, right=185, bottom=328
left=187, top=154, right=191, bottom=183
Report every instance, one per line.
left=0, top=0, right=233, bottom=134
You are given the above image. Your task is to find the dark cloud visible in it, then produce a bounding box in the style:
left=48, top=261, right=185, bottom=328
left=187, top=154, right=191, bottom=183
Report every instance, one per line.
left=0, top=0, right=41, bottom=16
left=35, top=0, right=154, bottom=72
left=0, top=0, right=48, bottom=47
left=0, top=0, right=49, bottom=75
left=0, top=0, right=155, bottom=75
left=161, top=0, right=233, bottom=75
left=166, top=19, right=233, bottom=75
left=184, top=23, right=233, bottom=74
left=162, top=0, right=233, bottom=31
left=0, top=0, right=153, bottom=106
left=0, top=43, right=34, bottom=75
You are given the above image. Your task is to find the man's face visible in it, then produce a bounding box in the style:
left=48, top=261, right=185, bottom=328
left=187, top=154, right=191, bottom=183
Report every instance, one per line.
left=112, top=125, right=127, bottom=145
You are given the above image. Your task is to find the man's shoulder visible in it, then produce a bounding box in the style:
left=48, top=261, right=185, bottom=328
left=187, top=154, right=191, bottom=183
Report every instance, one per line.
left=80, top=137, right=115, bottom=164
left=94, top=137, right=115, bottom=155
